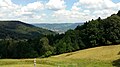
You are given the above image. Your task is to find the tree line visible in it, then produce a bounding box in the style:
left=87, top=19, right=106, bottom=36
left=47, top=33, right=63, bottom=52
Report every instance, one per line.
left=0, top=10, right=120, bottom=59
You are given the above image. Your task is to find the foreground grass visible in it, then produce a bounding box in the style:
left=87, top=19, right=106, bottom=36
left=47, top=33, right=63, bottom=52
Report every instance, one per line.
left=0, top=45, right=120, bottom=67
left=0, top=58, right=113, bottom=67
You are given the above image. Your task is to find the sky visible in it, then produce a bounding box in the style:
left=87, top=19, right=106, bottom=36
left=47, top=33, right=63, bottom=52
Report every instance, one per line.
left=0, top=0, right=120, bottom=23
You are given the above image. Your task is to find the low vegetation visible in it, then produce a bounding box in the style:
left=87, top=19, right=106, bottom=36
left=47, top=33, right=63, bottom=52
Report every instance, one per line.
left=0, top=45, right=120, bottom=67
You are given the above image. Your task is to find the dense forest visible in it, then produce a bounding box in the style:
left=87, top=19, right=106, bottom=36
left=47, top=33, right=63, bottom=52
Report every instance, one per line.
left=0, top=10, right=120, bottom=59
left=0, top=21, right=55, bottom=39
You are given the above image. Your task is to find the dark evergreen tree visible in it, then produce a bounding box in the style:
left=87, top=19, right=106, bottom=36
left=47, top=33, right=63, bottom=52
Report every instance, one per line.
left=117, top=10, right=120, bottom=16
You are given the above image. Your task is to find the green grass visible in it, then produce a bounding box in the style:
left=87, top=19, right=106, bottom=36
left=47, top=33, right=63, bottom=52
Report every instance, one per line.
left=0, top=45, right=120, bottom=67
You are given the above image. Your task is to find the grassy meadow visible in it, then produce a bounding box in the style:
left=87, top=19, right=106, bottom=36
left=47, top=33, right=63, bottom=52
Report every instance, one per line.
left=0, top=45, right=120, bottom=67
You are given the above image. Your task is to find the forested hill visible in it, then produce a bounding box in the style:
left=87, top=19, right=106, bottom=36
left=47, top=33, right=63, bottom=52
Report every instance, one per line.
left=0, top=11, right=120, bottom=58
left=75, top=10, right=120, bottom=46
left=0, top=21, right=55, bottom=39
left=51, top=10, right=120, bottom=54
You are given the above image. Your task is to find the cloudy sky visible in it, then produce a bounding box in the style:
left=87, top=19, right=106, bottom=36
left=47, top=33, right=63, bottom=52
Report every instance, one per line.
left=0, top=0, right=120, bottom=23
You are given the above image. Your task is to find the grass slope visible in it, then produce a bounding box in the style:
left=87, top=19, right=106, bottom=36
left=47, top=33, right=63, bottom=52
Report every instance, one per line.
left=54, top=45, right=120, bottom=61
left=0, top=45, right=120, bottom=67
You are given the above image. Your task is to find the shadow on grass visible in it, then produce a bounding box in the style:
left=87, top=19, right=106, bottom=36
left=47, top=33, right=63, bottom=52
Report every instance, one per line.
left=118, top=52, right=120, bottom=55
left=112, top=52, right=120, bottom=67
left=112, top=59, right=120, bottom=67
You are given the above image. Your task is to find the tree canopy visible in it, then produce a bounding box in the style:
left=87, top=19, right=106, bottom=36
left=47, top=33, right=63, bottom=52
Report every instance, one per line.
left=0, top=10, right=120, bottom=59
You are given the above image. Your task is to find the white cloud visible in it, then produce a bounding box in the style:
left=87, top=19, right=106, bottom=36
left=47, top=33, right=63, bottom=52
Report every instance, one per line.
left=46, top=0, right=66, bottom=10
left=0, top=0, right=45, bottom=22
left=21, top=2, right=44, bottom=12
left=52, top=9, right=92, bottom=22
left=15, top=1, right=45, bottom=19
left=51, top=0, right=120, bottom=22
left=79, top=0, right=103, bottom=5
left=67, top=0, right=120, bottom=22
left=0, top=0, right=120, bottom=23
left=0, top=0, right=19, bottom=19
left=71, top=6, right=81, bottom=11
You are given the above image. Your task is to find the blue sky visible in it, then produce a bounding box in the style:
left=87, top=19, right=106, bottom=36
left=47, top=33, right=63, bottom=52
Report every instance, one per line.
left=11, top=0, right=78, bottom=10
left=11, top=0, right=120, bottom=6
left=11, top=0, right=120, bottom=9
left=112, top=0, right=120, bottom=3
left=0, top=0, right=120, bottom=23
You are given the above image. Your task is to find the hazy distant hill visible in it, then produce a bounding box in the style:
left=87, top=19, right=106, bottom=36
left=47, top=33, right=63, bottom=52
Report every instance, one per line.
left=33, top=23, right=83, bottom=33
left=0, top=21, right=55, bottom=39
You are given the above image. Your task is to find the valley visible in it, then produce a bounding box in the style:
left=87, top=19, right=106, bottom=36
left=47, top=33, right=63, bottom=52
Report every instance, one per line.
left=33, top=23, right=83, bottom=33
left=0, top=0, right=120, bottom=66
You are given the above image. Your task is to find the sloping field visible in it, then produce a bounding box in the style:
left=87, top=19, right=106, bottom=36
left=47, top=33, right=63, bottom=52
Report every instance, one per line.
left=0, top=45, right=120, bottom=67
left=54, top=45, right=120, bottom=61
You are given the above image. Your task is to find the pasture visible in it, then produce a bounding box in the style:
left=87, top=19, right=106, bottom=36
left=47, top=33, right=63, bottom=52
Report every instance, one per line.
left=0, top=45, right=120, bottom=67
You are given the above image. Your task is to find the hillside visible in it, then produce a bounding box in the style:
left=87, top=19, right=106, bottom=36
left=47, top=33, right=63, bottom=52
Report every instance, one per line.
left=0, top=21, right=55, bottom=39
left=1, top=11, right=120, bottom=59
left=53, top=45, right=120, bottom=61
left=48, top=10, right=120, bottom=55
left=0, top=45, right=120, bottom=67
left=33, top=23, right=83, bottom=33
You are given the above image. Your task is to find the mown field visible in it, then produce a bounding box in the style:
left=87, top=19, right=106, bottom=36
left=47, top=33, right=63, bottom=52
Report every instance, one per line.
left=0, top=45, right=120, bottom=67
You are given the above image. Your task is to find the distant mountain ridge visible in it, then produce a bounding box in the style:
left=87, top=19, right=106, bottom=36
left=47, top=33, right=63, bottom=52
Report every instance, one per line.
left=0, top=21, right=55, bottom=39
left=33, top=23, right=84, bottom=33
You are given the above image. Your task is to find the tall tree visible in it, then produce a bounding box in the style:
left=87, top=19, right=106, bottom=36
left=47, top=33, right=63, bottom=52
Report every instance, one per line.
left=117, top=10, right=120, bottom=16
